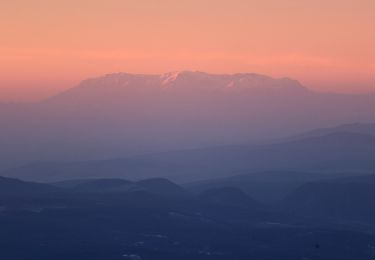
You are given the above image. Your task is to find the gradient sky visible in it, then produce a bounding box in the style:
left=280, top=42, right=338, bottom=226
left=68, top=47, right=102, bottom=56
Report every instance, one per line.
left=1, top=0, right=375, bottom=101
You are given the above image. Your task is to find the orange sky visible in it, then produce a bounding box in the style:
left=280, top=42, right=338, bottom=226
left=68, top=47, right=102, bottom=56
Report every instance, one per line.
left=1, top=0, right=375, bottom=101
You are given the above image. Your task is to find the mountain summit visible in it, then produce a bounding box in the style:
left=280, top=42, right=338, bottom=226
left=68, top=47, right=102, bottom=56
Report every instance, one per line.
left=49, top=71, right=308, bottom=103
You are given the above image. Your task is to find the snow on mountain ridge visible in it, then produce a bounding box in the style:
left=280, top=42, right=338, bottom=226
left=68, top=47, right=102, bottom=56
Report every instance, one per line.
left=46, top=71, right=309, bottom=103
left=77, top=71, right=308, bottom=92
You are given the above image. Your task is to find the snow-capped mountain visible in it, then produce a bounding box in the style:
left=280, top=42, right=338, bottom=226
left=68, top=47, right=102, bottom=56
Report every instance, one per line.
left=49, top=71, right=308, bottom=103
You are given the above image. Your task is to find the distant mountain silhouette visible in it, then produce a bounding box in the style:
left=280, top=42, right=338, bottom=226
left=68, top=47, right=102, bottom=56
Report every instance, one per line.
left=4, top=130, right=375, bottom=183
left=199, top=187, right=259, bottom=208
left=289, top=122, right=375, bottom=141
left=58, top=178, right=135, bottom=193
left=136, top=178, right=190, bottom=198
left=0, top=176, right=58, bottom=197
left=327, top=174, right=375, bottom=184
left=283, top=177, right=375, bottom=223
left=51, top=177, right=189, bottom=198
left=1, top=71, right=375, bottom=170
left=185, top=170, right=345, bottom=202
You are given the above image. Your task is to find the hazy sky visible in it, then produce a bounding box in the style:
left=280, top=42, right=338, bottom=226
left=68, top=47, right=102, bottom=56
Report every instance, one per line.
left=1, top=0, right=375, bottom=101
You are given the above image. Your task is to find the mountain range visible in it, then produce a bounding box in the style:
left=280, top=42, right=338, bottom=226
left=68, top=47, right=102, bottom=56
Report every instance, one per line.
left=1, top=71, right=375, bottom=171
left=3, top=122, right=375, bottom=183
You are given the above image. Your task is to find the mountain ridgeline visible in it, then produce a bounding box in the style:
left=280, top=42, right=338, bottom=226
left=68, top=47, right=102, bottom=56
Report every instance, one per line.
left=4, top=124, right=375, bottom=183
left=1, top=71, right=375, bottom=169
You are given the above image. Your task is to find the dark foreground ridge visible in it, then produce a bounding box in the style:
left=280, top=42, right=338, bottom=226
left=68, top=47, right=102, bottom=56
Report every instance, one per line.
left=1, top=174, right=375, bottom=260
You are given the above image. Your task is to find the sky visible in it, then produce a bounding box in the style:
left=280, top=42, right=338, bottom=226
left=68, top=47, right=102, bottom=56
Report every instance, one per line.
left=1, top=0, right=375, bottom=101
